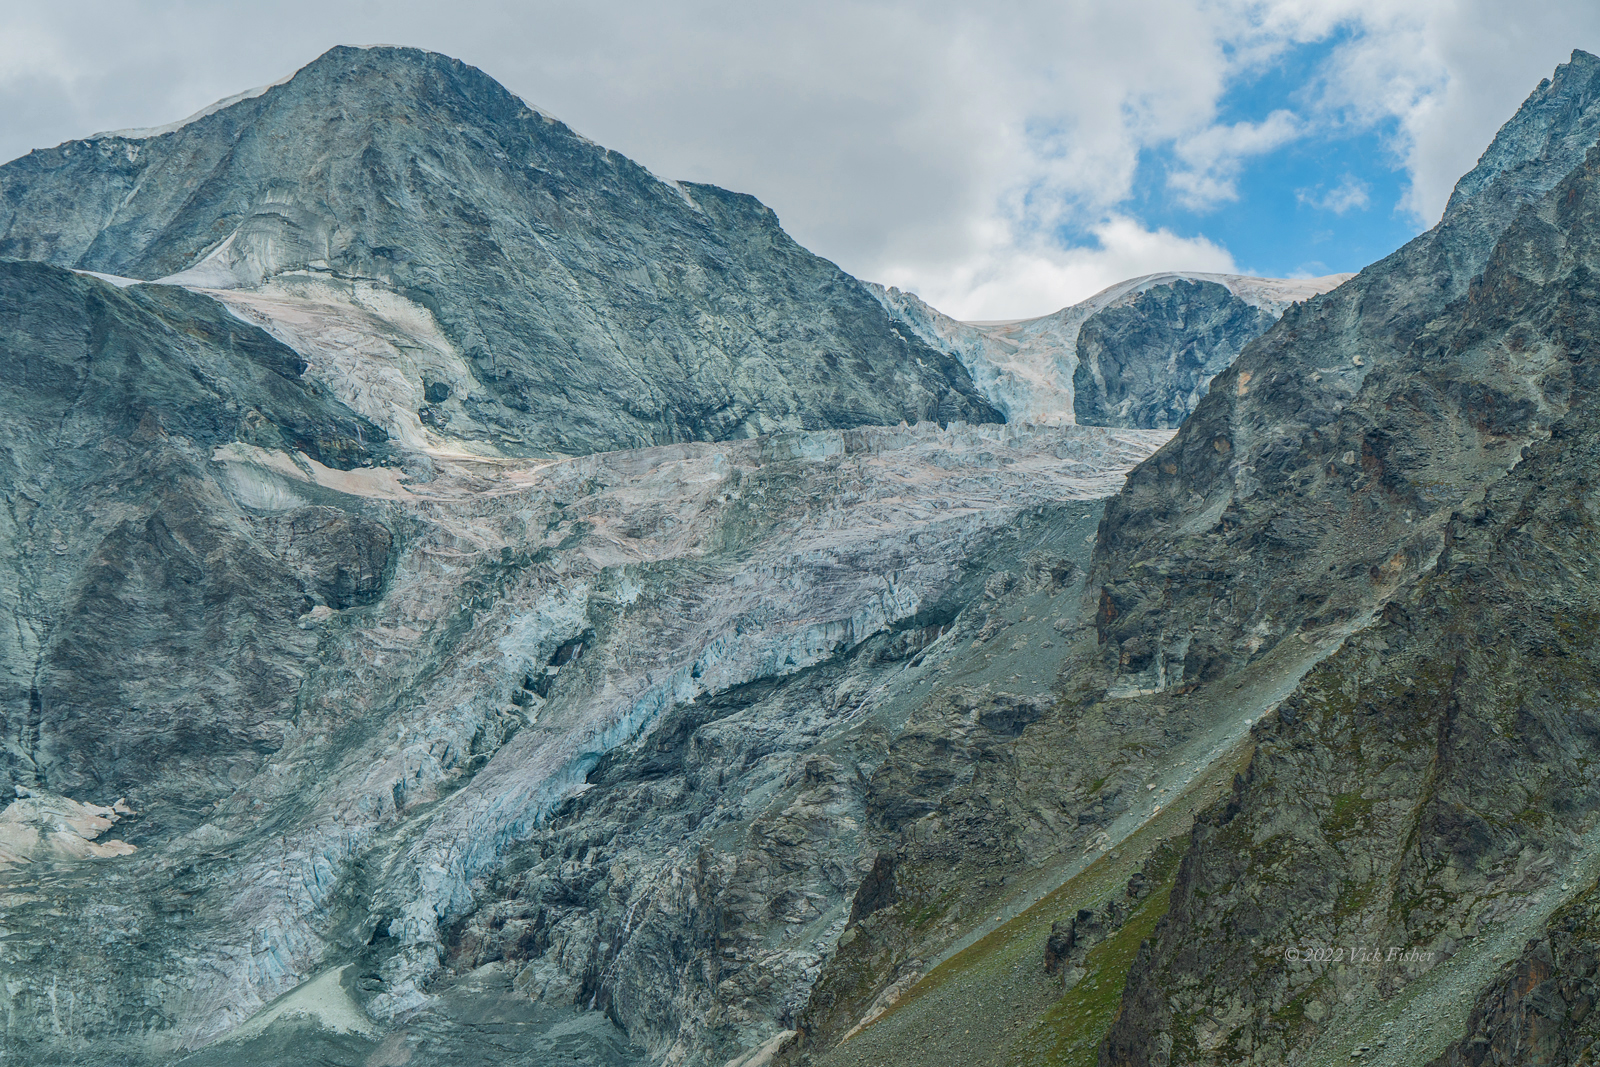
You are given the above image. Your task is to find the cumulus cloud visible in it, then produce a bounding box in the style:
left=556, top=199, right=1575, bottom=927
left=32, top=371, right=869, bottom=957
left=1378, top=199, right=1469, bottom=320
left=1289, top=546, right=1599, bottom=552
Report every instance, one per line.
left=1296, top=174, right=1372, bottom=214
left=1, top=1, right=1598, bottom=318
left=1168, top=110, right=1303, bottom=209
left=1289, top=0, right=1600, bottom=222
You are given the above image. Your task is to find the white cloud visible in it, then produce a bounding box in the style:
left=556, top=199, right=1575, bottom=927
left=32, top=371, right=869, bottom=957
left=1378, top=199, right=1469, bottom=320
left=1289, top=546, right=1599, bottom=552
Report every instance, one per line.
left=1, top=1, right=1598, bottom=318
left=878, top=214, right=1238, bottom=321
left=1287, top=0, right=1600, bottom=222
left=1296, top=174, right=1371, bottom=214
left=1169, top=110, right=1303, bottom=209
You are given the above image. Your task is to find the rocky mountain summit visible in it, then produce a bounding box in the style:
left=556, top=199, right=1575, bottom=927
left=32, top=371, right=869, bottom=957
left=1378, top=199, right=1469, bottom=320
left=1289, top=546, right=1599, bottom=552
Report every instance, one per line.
left=1090, top=47, right=1600, bottom=1067
left=0, top=45, right=1001, bottom=456
left=6, top=36, right=1599, bottom=1067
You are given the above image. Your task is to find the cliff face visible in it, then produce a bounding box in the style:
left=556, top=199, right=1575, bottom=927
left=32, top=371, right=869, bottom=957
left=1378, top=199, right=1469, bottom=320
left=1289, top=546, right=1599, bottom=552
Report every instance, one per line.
left=1089, top=50, right=1600, bottom=1067
left=0, top=45, right=1002, bottom=456
left=0, top=261, right=395, bottom=817
left=0, top=45, right=1222, bottom=1067
left=1070, top=279, right=1276, bottom=430
left=1091, top=49, right=1600, bottom=696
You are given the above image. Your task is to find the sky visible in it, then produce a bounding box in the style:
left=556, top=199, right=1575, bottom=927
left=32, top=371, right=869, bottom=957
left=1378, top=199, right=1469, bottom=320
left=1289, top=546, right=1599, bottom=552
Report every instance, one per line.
left=3, top=2, right=1599, bottom=320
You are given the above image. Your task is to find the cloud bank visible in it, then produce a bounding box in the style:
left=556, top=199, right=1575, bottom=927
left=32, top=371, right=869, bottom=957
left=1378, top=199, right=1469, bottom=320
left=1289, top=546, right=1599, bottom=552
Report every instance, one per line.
left=2, top=1, right=1598, bottom=318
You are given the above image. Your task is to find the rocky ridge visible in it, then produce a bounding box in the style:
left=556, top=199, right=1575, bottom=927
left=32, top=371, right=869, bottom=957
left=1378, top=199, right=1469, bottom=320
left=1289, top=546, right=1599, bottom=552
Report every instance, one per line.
left=1097, top=78, right=1600, bottom=1063
left=0, top=45, right=1002, bottom=457
left=872, top=272, right=1349, bottom=428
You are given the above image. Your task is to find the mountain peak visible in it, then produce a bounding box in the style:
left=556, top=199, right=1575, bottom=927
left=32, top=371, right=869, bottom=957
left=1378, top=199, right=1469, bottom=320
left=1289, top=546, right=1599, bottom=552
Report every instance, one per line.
left=0, top=47, right=1002, bottom=456
left=1443, top=46, right=1600, bottom=221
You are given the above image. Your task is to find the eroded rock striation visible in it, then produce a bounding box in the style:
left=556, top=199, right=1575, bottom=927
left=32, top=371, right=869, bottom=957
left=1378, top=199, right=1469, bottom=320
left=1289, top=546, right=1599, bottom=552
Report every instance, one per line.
left=780, top=46, right=1600, bottom=1067
left=1092, top=47, right=1600, bottom=696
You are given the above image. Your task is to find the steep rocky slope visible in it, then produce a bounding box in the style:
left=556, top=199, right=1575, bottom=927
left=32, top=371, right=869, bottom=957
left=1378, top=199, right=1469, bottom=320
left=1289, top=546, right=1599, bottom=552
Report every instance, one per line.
left=1098, top=82, right=1600, bottom=1065
left=873, top=272, right=1348, bottom=428
left=0, top=45, right=1001, bottom=455
left=0, top=250, right=1171, bottom=1065
left=772, top=47, right=1600, bottom=1067
left=1092, top=47, right=1600, bottom=697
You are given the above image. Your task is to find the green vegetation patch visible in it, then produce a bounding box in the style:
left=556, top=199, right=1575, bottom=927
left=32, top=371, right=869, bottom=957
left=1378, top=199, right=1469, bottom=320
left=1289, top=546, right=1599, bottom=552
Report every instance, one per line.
left=1325, top=791, right=1375, bottom=843
left=1022, top=858, right=1180, bottom=1067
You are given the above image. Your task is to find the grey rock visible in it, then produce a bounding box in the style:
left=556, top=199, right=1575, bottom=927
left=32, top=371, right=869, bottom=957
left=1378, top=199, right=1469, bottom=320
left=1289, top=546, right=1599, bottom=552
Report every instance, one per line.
left=0, top=261, right=393, bottom=819
left=1071, top=279, right=1276, bottom=429
left=12, top=35, right=1599, bottom=1067
left=1094, top=49, right=1600, bottom=1067
left=1091, top=48, right=1600, bottom=696
left=0, top=45, right=1001, bottom=457
left=873, top=272, right=1348, bottom=428
left=0, top=280, right=1165, bottom=1067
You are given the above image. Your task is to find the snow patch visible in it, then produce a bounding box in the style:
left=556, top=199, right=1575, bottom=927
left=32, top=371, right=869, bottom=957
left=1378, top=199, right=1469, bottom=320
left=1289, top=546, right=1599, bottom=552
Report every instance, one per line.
left=0, top=791, right=136, bottom=866
left=201, top=274, right=501, bottom=456
left=72, top=269, right=141, bottom=288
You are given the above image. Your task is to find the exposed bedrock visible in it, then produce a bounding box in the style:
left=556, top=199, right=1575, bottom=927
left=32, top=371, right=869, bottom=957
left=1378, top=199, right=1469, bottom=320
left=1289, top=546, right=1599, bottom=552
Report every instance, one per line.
left=1092, top=50, right=1600, bottom=1067
left=11, top=36, right=1600, bottom=1067
left=1091, top=48, right=1600, bottom=698
left=0, top=46, right=1001, bottom=456
left=0, top=254, right=1167, bottom=1066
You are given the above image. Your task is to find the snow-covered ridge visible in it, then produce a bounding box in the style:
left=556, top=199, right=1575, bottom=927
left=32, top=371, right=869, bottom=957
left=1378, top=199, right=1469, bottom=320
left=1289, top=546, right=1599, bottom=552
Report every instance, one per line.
left=872, top=270, right=1353, bottom=426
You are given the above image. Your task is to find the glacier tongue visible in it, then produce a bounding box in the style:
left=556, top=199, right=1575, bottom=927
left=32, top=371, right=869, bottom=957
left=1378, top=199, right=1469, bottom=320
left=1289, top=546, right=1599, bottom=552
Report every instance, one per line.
left=129, top=417, right=1169, bottom=1052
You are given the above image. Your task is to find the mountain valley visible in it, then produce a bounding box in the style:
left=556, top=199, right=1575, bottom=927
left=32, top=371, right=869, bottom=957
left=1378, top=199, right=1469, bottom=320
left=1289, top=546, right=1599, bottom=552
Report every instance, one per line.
left=1, top=40, right=1599, bottom=1067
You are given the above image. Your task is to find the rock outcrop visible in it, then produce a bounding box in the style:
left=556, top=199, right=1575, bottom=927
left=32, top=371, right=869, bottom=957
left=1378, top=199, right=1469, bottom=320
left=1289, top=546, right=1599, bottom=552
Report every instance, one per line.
left=1090, top=47, right=1600, bottom=1067
left=777, top=47, right=1600, bottom=1067
left=873, top=272, right=1348, bottom=428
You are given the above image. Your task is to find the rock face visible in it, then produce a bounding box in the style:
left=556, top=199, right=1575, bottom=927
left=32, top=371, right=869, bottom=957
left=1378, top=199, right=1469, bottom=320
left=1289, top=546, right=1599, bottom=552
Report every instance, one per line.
left=873, top=272, right=1348, bottom=428
left=0, top=45, right=1001, bottom=456
left=0, top=249, right=1170, bottom=1064
left=0, top=46, right=1204, bottom=1067
left=1086, top=47, right=1600, bottom=1067
left=1091, top=47, right=1600, bottom=697
left=1070, top=280, right=1275, bottom=429
left=1428, top=885, right=1600, bottom=1067
left=0, top=261, right=394, bottom=817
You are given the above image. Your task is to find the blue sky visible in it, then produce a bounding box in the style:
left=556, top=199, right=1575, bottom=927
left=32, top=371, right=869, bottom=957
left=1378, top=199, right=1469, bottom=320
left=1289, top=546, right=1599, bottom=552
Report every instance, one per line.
left=1121, top=32, right=1426, bottom=279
